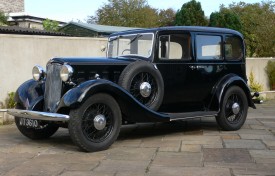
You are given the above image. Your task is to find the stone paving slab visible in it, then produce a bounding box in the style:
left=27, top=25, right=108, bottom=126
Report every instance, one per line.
left=0, top=101, right=274, bottom=175
left=224, top=139, right=267, bottom=149
left=151, top=152, right=203, bottom=167
left=148, top=166, right=231, bottom=176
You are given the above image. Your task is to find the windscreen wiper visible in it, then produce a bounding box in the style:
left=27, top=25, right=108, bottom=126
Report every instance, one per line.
left=128, top=34, right=143, bottom=45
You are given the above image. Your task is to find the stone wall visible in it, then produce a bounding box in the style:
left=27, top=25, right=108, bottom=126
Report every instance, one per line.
left=0, top=0, right=24, bottom=13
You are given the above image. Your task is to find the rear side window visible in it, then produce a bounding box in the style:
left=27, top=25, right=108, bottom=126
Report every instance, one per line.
left=225, top=36, right=243, bottom=60
left=196, top=35, right=222, bottom=60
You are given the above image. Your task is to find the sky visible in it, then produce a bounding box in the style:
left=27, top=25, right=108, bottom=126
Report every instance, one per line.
left=25, top=0, right=263, bottom=22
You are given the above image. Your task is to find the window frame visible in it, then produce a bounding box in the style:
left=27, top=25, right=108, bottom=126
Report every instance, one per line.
left=224, top=34, right=244, bottom=62
left=155, top=32, right=192, bottom=63
left=195, top=33, right=224, bottom=62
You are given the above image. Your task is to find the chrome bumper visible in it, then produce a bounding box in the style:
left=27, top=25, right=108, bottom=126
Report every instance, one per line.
left=7, top=109, right=70, bottom=122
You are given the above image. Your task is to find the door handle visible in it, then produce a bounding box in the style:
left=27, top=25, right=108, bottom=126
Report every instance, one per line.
left=189, top=66, right=196, bottom=70
left=189, top=66, right=206, bottom=70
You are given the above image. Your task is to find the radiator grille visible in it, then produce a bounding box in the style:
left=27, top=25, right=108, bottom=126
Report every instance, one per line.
left=44, top=63, right=62, bottom=112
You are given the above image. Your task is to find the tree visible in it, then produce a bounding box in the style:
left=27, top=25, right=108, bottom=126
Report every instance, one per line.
left=0, top=11, right=8, bottom=26
left=228, top=1, right=275, bottom=57
left=88, top=0, right=160, bottom=28
left=158, top=8, right=176, bottom=27
left=175, top=0, right=208, bottom=26
left=42, top=19, right=59, bottom=32
left=209, top=7, right=242, bottom=31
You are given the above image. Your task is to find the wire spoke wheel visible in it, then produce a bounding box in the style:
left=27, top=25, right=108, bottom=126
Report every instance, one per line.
left=69, top=93, right=122, bottom=152
left=129, top=72, right=158, bottom=107
left=225, top=94, right=243, bottom=124
left=215, top=86, right=248, bottom=131
left=82, top=103, right=114, bottom=143
left=118, top=61, right=164, bottom=111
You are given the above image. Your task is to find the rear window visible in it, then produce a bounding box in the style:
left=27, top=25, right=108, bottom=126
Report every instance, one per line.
left=225, top=36, right=243, bottom=60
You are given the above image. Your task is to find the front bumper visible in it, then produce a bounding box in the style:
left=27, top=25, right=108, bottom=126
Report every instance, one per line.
left=7, top=109, right=69, bottom=122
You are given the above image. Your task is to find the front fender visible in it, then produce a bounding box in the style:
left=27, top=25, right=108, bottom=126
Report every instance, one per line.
left=58, top=79, right=170, bottom=122
left=208, top=74, right=256, bottom=112
left=14, top=79, right=44, bottom=110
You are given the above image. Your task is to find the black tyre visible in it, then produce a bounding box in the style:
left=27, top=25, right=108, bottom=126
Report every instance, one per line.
left=69, top=93, right=122, bottom=152
left=118, top=61, right=164, bottom=110
left=216, top=86, right=248, bottom=131
left=15, top=105, right=59, bottom=140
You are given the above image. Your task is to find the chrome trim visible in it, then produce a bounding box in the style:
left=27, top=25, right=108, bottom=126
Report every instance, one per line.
left=32, top=65, right=46, bottom=81
left=94, top=114, right=106, bottom=130
left=169, top=114, right=216, bottom=121
left=140, top=82, right=152, bottom=98
left=107, top=32, right=155, bottom=58
left=60, top=64, right=74, bottom=82
left=7, top=109, right=69, bottom=122
left=232, top=103, right=240, bottom=115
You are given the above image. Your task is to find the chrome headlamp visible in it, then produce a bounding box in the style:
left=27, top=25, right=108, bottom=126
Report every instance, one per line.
left=60, top=65, right=74, bottom=82
left=32, top=65, right=46, bottom=81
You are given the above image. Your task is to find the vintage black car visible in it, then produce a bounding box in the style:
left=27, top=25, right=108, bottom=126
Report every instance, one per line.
left=8, top=26, right=256, bottom=152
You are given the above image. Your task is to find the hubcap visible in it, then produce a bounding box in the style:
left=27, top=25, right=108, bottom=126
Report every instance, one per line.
left=232, top=102, right=240, bottom=115
left=93, top=114, right=106, bottom=130
left=140, top=82, right=152, bottom=98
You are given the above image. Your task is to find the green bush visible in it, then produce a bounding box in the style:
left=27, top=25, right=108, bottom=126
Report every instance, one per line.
left=249, top=71, right=263, bottom=92
left=5, top=92, right=16, bottom=109
left=265, top=61, right=275, bottom=90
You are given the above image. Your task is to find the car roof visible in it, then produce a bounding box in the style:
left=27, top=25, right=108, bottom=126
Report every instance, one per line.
left=110, top=26, right=243, bottom=38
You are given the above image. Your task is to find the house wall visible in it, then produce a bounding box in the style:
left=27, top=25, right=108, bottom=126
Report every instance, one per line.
left=0, top=0, right=24, bottom=13
left=0, top=34, right=274, bottom=105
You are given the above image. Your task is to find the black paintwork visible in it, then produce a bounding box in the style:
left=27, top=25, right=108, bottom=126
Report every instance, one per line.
left=14, top=26, right=255, bottom=123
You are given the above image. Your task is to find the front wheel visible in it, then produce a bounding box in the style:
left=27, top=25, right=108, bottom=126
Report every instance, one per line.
left=69, top=93, right=122, bottom=152
left=216, top=86, right=248, bottom=131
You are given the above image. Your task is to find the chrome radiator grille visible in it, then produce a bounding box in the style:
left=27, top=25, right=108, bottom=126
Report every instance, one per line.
left=44, top=63, right=62, bottom=112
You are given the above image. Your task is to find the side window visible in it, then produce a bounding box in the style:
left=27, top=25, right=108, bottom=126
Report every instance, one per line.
left=225, top=36, right=243, bottom=60
left=196, top=35, right=222, bottom=60
left=159, top=34, right=191, bottom=60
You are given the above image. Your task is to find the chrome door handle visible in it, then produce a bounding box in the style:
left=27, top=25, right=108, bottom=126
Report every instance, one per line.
left=190, top=65, right=206, bottom=70
left=189, top=66, right=196, bottom=70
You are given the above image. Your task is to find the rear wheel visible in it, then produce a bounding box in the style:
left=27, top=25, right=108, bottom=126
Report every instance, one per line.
left=15, top=104, right=59, bottom=140
left=216, top=86, right=248, bottom=131
left=69, top=93, right=122, bottom=152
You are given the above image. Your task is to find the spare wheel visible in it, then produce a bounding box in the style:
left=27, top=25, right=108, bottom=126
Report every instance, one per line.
left=118, top=61, right=164, bottom=111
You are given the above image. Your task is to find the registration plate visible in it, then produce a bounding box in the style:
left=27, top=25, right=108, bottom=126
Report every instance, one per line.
left=19, top=118, right=39, bottom=128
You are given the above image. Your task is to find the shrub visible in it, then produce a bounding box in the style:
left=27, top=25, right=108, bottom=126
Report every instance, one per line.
left=265, top=61, right=275, bottom=90
left=5, top=92, right=16, bottom=109
left=249, top=71, right=263, bottom=92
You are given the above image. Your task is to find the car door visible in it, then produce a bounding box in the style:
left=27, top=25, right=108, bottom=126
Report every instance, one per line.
left=192, top=33, right=225, bottom=107
left=155, top=32, right=205, bottom=112
left=156, top=32, right=226, bottom=112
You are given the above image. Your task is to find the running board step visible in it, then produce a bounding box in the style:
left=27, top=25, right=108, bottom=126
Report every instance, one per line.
left=168, top=111, right=218, bottom=121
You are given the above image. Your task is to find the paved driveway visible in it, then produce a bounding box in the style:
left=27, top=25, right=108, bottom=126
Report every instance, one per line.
left=0, top=101, right=275, bottom=176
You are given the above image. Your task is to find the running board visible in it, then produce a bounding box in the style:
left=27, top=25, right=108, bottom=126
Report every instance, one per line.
left=168, top=111, right=218, bottom=121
